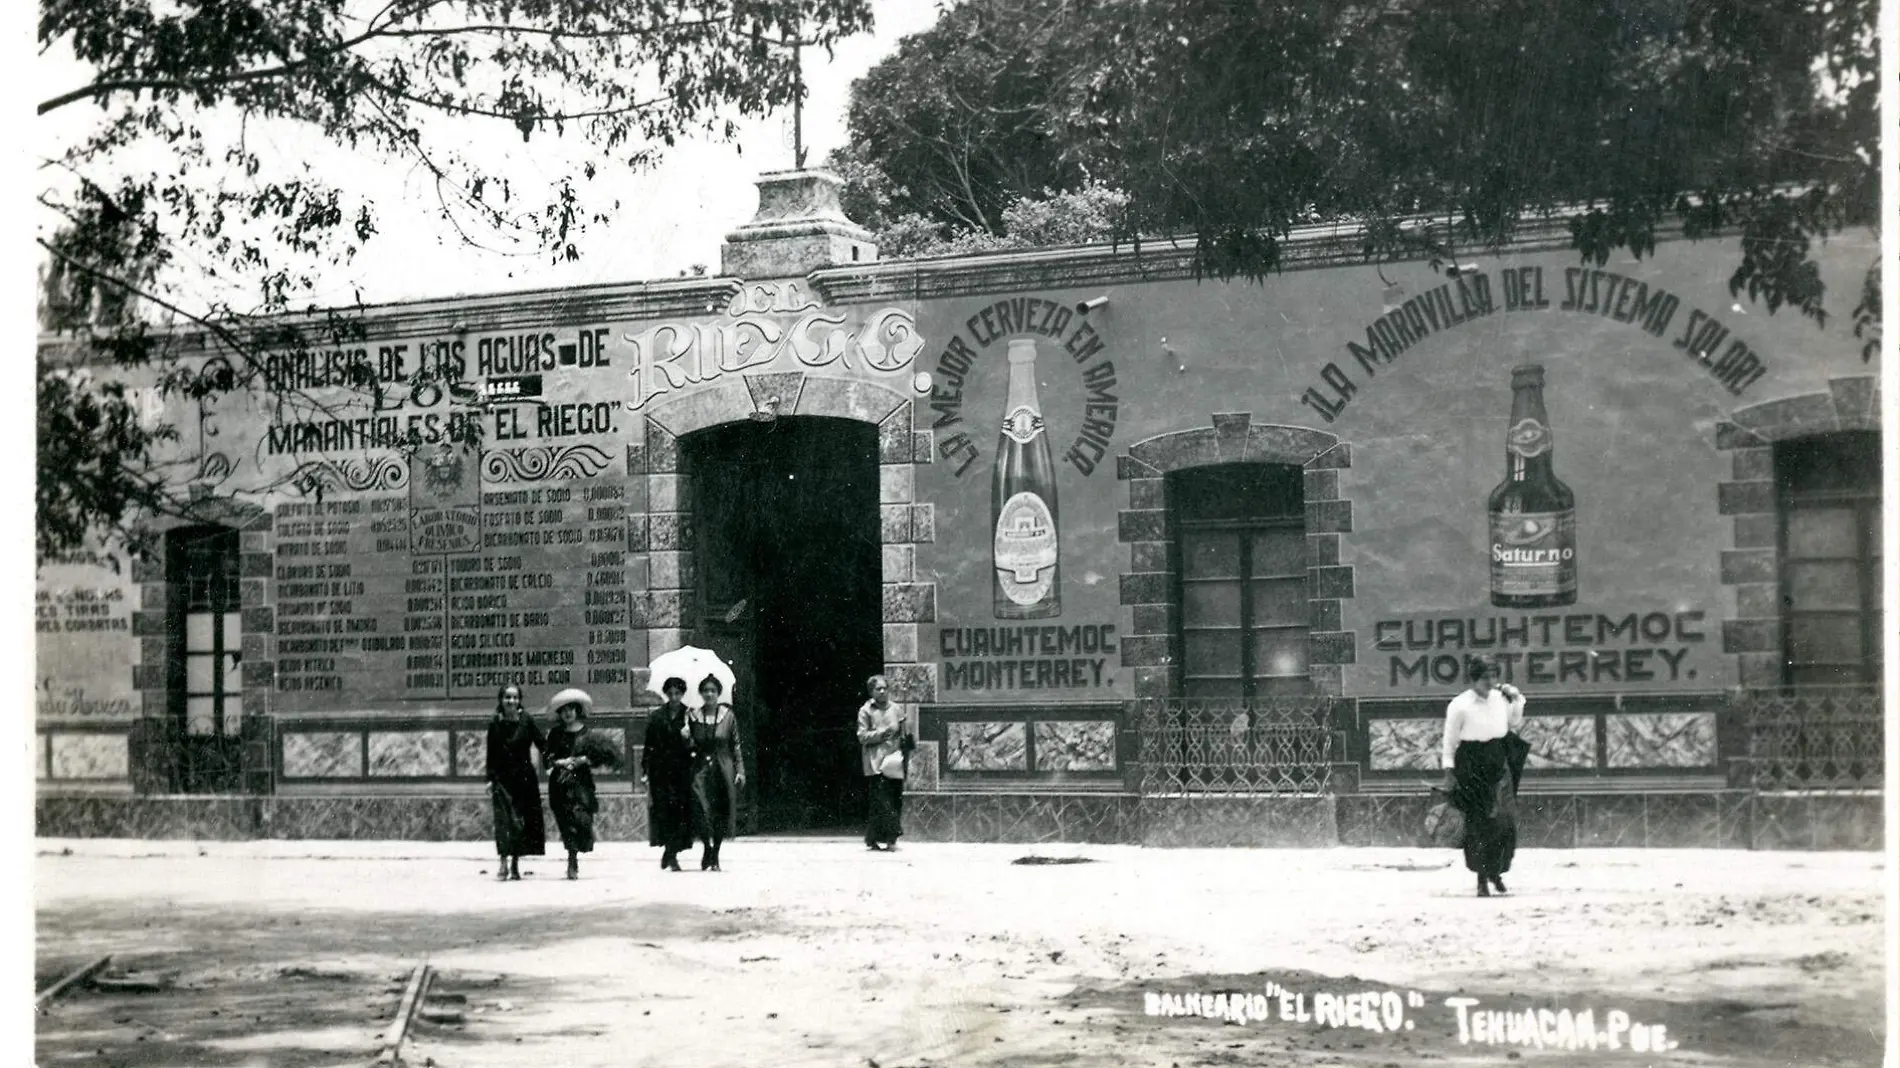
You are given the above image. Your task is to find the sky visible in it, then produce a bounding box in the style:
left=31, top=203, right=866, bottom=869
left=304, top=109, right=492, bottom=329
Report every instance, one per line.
left=30, top=0, right=946, bottom=312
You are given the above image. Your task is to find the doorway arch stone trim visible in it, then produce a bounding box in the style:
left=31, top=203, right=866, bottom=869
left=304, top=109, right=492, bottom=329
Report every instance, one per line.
left=623, top=375, right=938, bottom=743
left=1116, top=413, right=1355, bottom=698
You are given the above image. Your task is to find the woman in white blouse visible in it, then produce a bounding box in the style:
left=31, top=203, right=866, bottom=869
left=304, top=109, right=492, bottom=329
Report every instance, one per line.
left=1440, top=661, right=1528, bottom=897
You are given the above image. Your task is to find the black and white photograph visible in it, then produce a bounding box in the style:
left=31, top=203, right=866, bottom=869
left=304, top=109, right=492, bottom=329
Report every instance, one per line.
left=21, top=0, right=1898, bottom=1064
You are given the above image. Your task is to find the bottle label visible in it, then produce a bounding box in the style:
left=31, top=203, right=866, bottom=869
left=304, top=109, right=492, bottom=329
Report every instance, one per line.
left=1002, top=406, right=1045, bottom=444
left=1490, top=510, right=1577, bottom=598
left=1506, top=418, right=1553, bottom=458
left=994, top=491, right=1057, bottom=605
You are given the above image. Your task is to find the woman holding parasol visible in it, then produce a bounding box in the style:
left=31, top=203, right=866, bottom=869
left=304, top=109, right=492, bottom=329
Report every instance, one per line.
left=647, top=648, right=744, bottom=871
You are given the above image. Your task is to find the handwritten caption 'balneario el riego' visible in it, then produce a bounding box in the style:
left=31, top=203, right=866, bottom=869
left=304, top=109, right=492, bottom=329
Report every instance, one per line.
left=1144, top=980, right=1682, bottom=1054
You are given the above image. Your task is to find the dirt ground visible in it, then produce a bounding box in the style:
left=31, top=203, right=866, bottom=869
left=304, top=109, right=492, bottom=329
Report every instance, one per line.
left=34, top=838, right=1890, bottom=1068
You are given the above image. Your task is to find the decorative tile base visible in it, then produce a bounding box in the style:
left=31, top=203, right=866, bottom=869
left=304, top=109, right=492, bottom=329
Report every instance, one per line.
left=899, top=794, right=1136, bottom=844
left=33, top=789, right=1883, bottom=850
left=1138, top=796, right=1337, bottom=848
left=1338, top=790, right=1880, bottom=851
left=36, top=794, right=650, bottom=844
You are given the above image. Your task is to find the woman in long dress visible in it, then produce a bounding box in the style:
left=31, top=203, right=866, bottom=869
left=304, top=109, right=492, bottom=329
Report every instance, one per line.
left=688, top=675, right=745, bottom=871
left=1440, top=661, right=1529, bottom=896
left=543, top=688, right=617, bottom=880
left=485, top=684, right=546, bottom=881
left=642, top=676, right=696, bottom=872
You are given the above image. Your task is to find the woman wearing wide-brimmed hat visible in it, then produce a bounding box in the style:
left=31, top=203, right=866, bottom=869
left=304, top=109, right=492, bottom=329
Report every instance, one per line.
left=542, top=688, right=619, bottom=880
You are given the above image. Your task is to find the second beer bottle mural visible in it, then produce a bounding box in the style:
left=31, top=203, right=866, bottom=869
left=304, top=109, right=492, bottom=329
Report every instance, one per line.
left=993, top=338, right=1061, bottom=618
left=1488, top=363, right=1578, bottom=607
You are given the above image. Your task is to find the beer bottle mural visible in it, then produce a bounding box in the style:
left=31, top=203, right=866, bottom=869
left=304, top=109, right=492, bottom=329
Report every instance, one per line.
left=993, top=338, right=1061, bottom=618
left=1488, top=363, right=1578, bottom=607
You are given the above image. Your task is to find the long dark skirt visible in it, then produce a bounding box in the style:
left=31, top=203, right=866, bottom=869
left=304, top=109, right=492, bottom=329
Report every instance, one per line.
left=867, top=776, right=904, bottom=846
left=690, top=759, right=734, bottom=845
left=1452, top=738, right=1517, bottom=877
left=548, top=766, right=598, bottom=853
left=648, top=773, right=695, bottom=851
left=490, top=777, right=546, bottom=857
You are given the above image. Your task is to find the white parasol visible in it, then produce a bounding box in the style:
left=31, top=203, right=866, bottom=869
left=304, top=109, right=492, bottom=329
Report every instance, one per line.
left=646, top=645, right=738, bottom=701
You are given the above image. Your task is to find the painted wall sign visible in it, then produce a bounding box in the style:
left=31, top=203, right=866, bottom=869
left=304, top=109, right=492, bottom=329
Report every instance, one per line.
left=621, top=305, right=925, bottom=412
left=1488, top=364, right=1577, bottom=606
left=1299, top=266, right=1771, bottom=423
left=939, top=624, right=1119, bottom=692
left=926, top=295, right=1118, bottom=477
left=34, top=550, right=139, bottom=723
left=262, top=326, right=620, bottom=457
left=270, top=454, right=630, bottom=705
left=1372, top=610, right=1709, bottom=688
left=993, top=338, right=1063, bottom=618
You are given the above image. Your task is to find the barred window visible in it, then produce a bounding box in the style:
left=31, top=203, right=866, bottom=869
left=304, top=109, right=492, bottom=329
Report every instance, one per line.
left=1775, top=432, right=1882, bottom=688
left=1172, top=464, right=1309, bottom=699
left=167, top=527, right=242, bottom=736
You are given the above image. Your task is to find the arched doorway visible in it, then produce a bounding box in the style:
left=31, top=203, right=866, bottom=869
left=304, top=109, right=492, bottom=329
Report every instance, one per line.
left=682, top=416, right=884, bottom=832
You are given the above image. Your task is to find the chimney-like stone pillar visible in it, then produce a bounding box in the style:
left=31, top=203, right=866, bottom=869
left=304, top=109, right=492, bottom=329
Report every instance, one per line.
left=720, top=169, right=878, bottom=278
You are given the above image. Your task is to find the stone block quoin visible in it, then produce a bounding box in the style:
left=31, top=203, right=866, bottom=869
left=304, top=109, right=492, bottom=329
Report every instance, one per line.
left=1712, top=376, right=1880, bottom=688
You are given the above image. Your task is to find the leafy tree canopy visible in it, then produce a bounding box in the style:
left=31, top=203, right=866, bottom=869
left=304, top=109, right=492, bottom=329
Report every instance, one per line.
left=838, top=0, right=1879, bottom=351
left=37, top=0, right=874, bottom=563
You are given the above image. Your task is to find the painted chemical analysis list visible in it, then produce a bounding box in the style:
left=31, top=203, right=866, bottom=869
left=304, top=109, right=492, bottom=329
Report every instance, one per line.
left=269, top=480, right=629, bottom=706
left=272, top=496, right=404, bottom=702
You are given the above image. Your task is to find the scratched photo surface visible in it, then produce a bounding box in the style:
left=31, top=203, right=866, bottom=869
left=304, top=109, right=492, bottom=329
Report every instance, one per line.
left=31, top=0, right=1891, bottom=1066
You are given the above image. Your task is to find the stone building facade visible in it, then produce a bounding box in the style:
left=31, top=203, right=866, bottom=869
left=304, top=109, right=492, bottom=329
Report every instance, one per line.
left=35, top=171, right=1885, bottom=849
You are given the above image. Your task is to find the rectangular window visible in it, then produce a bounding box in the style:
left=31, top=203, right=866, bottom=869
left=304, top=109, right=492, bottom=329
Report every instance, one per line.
left=1173, top=465, right=1309, bottom=699
left=1776, top=432, right=1882, bottom=688
left=168, top=527, right=242, bottom=736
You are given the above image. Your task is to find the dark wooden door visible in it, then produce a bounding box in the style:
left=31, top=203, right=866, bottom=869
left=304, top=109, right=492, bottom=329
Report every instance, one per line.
left=684, top=418, right=881, bottom=833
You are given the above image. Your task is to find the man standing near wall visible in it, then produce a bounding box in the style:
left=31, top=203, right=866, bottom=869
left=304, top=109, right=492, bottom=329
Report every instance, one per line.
left=857, top=675, right=905, bottom=851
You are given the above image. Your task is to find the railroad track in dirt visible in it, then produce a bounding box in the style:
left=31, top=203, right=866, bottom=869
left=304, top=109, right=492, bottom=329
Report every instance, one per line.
left=35, top=951, right=509, bottom=1067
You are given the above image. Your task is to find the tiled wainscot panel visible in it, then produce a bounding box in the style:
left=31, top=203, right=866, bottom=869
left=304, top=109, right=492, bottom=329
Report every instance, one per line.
left=282, top=732, right=364, bottom=779
left=48, top=733, right=129, bottom=779
left=1605, top=712, right=1717, bottom=768
left=1033, top=721, right=1117, bottom=772
left=367, top=731, right=451, bottom=777
left=1369, top=714, right=1598, bottom=772
left=452, top=731, right=488, bottom=777
left=946, top=722, right=1028, bottom=772
left=1519, top=716, right=1597, bottom=770
left=1366, top=719, right=1439, bottom=771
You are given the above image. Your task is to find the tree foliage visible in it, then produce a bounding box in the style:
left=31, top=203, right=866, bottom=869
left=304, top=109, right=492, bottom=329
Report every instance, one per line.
left=37, top=0, right=874, bottom=561
left=839, top=0, right=1879, bottom=353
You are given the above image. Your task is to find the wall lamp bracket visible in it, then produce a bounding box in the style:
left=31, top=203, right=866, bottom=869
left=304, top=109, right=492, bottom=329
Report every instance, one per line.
left=1076, top=295, right=1110, bottom=314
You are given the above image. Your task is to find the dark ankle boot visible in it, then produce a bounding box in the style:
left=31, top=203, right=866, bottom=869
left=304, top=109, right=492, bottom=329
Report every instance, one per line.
left=709, top=841, right=722, bottom=871
left=566, top=852, right=579, bottom=880
left=1477, top=874, right=1491, bottom=897
left=496, top=858, right=510, bottom=881
left=1489, top=874, right=1506, bottom=894
left=509, top=857, right=521, bottom=880
left=699, top=844, right=713, bottom=871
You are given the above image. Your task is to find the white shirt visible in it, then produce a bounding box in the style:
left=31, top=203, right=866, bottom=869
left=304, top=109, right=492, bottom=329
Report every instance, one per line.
left=1441, top=687, right=1526, bottom=769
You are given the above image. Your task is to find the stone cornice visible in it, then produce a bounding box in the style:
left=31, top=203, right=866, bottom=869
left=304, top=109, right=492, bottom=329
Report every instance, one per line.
left=38, top=276, right=748, bottom=364
left=811, top=213, right=1695, bottom=305
left=39, top=210, right=1724, bottom=365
